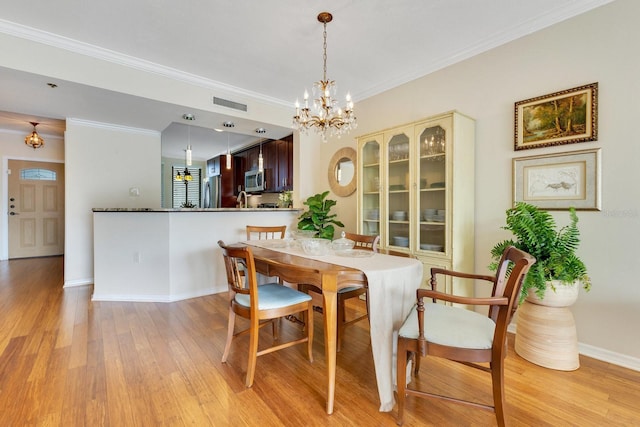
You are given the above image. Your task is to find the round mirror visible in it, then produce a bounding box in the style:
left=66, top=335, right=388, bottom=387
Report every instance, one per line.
left=328, top=147, right=357, bottom=197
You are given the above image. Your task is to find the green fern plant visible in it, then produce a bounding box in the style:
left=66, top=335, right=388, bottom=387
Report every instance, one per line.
left=297, top=191, right=344, bottom=240
left=490, top=202, right=591, bottom=303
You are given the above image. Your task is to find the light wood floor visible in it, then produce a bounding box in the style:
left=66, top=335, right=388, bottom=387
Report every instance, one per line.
left=1, top=256, right=639, bottom=426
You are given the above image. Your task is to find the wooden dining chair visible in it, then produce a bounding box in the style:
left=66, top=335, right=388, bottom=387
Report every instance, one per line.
left=299, top=232, right=380, bottom=351
left=396, top=246, right=535, bottom=426
left=344, top=232, right=380, bottom=251
left=246, top=225, right=287, bottom=240
left=218, top=240, right=314, bottom=387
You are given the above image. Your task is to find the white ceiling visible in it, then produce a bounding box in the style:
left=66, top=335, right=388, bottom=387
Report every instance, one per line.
left=0, top=0, right=613, bottom=160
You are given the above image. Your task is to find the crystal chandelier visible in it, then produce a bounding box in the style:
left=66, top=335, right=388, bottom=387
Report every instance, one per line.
left=293, top=12, right=356, bottom=142
left=25, top=122, right=45, bottom=149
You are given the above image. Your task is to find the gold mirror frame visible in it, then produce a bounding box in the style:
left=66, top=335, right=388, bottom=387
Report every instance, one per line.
left=328, top=147, right=357, bottom=197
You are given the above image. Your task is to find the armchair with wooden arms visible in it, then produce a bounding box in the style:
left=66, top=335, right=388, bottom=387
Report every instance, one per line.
left=218, top=240, right=314, bottom=388
left=396, top=246, right=535, bottom=426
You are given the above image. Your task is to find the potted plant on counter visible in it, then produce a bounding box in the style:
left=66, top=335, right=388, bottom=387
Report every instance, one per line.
left=297, top=191, right=344, bottom=240
left=278, top=190, right=293, bottom=208
left=489, top=202, right=591, bottom=370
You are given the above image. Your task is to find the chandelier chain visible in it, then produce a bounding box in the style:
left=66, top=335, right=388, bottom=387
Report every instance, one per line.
left=322, top=22, right=328, bottom=82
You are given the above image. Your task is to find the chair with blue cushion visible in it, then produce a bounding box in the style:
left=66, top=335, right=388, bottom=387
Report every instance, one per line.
left=396, top=246, right=535, bottom=427
left=218, top=240, right=314, bottom=387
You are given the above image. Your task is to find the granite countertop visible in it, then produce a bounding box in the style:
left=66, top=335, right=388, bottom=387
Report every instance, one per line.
left=92, top=207, right=302, bottom=212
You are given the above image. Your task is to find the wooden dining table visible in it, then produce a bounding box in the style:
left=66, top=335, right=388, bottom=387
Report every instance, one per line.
left=244, top=241, right=423, bottom=415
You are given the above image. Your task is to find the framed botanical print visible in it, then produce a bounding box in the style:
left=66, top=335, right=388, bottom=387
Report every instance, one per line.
left=513, top=148, right=601, bottom=210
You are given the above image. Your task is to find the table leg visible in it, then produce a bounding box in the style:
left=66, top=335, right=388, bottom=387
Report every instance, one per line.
left=322, top=275, right=338, bottom=414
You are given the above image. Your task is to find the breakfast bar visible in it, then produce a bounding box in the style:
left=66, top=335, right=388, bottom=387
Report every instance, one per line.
left=92, top=207, right=300, bottom=302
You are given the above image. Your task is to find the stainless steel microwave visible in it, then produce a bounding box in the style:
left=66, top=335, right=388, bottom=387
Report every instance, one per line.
left=244, top=170, right=265, bottom=193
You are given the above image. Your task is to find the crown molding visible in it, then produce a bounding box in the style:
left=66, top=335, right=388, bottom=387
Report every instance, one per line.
left=67, top=118, right=160, bottom=137
left=355, top=0, right=615, bottom=101
left=0, top=19, right=291, bottom=109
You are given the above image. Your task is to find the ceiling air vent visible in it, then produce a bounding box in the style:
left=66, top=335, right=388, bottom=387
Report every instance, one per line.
left=213, top=97, right=247, bottom=112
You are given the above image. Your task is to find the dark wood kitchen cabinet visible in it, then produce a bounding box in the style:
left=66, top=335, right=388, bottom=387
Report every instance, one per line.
left=209, top=155, right=237, bottom=208
left=274, top=136, right=293, bottom=192
left=262, top=141, right=277, bottom=191
left=226, top=134, right=293, bottom=193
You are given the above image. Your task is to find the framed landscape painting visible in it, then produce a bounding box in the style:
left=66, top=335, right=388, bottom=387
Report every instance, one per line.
left=513, top=148, right=601, bottom=210
left=514, top=83, right=598, bottom=151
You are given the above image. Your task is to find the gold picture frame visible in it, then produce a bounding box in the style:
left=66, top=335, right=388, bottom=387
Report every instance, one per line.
left=513, top=148, right=601, bottom=210
left=515, top=82, right=598, bottom=151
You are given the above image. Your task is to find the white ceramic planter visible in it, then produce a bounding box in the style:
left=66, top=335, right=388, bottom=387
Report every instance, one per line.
left=526, top=280, right=580, bottom=307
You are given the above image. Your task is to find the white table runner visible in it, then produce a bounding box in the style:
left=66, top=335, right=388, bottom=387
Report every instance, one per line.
left=245, top=240, right=423, bottom=412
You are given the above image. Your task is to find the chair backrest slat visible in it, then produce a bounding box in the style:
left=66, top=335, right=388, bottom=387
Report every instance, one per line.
left=219, top=241, right=257, bottom=305
left=344, top=232, right=380, bottom=252
left=246, top=225, right=286, bottom=240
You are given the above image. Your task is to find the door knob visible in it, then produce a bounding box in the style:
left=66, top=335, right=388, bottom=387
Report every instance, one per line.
left=9, top=212, right=19, bottom=216
left=10, top=197, right=15, bottom=201
left=10, top=205, right=15, bottom=208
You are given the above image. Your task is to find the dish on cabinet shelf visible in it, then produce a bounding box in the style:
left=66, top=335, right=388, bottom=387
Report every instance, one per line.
left=391, top=211, right=407, bottom=221
left=420, top=243, right=443, bottom=251
left=389, top=184, right=406, bottom=191
left=392, top=236, right=409, bottom=247
left=430, top=182, right=445, bottom=188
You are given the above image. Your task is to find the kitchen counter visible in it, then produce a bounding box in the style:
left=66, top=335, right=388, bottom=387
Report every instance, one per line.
left=93, top=208, right=302, bottom=302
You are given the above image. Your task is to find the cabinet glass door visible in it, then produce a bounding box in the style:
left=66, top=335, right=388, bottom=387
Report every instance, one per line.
left=360, top=137, right=381, bottom=236
left=417, top=123, right=447, bottom=254
left=386, top=130, right=411, bottom=249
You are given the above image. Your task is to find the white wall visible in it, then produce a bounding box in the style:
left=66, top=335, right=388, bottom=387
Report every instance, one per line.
left=302, top=0, right=640, bottom=365
left=64, top=119, right=161, bottom=286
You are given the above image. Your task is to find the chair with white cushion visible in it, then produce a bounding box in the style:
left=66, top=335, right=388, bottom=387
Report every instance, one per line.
left=396, top=246, right=535, bottom=427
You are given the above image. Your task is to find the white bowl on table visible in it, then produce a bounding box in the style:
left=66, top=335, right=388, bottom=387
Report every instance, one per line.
left=301, top=238, right=331, bottom=255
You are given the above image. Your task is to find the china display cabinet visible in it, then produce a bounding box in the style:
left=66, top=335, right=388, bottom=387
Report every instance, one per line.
left=357, top=111, right=475, bottom=298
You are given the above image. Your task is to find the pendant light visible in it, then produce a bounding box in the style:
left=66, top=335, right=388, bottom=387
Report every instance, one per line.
left=186, top=125, right=193, bottom=166
left=258, top=140, right=264, bottom=173
left=226, top=132, right=232, bottom=169
left=25, top=122, right=45, bottom=149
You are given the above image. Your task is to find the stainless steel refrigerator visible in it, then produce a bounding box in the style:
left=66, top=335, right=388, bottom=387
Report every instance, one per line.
left=202, top=176, right=220, bottom=208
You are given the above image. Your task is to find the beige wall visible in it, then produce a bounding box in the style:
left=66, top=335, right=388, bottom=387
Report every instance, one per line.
left=306, top=0, right=639, bottom=365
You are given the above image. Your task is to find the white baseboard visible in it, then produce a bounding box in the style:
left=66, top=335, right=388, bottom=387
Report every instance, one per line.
left=91, top=287, right=216, bottom=303
left=508, top=323, right=640, bottom=372
left=64, top=278, right=93, bottom=287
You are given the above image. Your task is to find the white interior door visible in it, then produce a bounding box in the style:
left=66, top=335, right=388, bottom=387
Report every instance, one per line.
left=8, top=160, right=65, bottom=259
